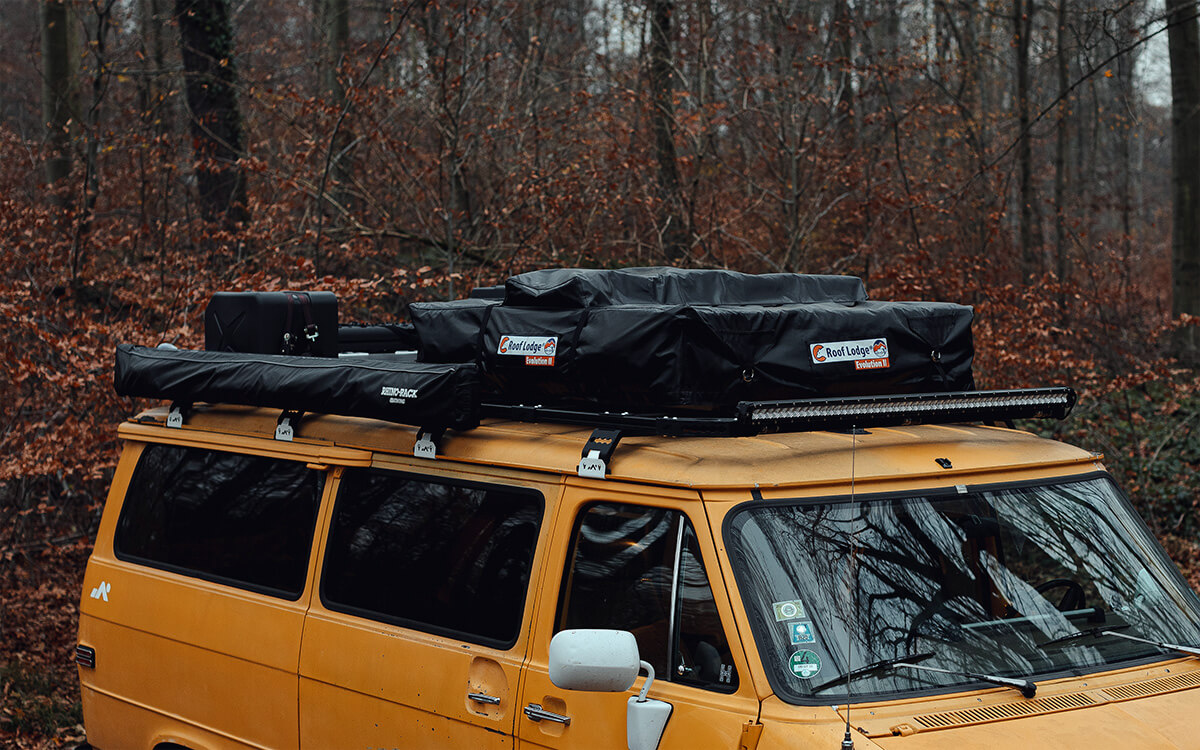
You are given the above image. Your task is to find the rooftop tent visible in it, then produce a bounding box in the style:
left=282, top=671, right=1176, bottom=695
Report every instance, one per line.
left=501, top=267, right=869, bottom=307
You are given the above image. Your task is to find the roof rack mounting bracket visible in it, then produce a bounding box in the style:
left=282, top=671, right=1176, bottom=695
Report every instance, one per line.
left=415, top=427, right=446, bottom=460
left=578, top=429, right=623, bottom=479
left=167, top=402, right=191, bottom=429
left=276, top=410, right=304, bottom=441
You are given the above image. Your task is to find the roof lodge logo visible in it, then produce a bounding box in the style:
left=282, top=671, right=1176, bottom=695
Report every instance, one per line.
left=497, top=334, right=558, bottom=365
left=810, top=337, right=891, bottom=370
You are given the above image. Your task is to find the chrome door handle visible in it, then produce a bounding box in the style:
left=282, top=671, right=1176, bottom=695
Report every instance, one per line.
left=524, top=703, right=571, bottom=725
left=468, top=692, right=501, bottom=705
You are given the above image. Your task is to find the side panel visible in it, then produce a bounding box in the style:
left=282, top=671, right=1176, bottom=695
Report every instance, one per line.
left=298, top=461, right=561, bottom=749
left=515, top=480, right=761, bottom=750
left=78, top=441, right=340, bottom=750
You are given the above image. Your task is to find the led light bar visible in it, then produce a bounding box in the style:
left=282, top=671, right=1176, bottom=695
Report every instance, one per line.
left=739, top=387, right=1076, bottom=433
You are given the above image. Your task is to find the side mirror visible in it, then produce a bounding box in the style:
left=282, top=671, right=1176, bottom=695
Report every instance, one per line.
left=548, top=629, right=674, bottom=750
left=549, top=629, right=640, bottom=691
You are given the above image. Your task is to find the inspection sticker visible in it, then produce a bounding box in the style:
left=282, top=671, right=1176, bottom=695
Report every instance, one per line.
left=788, top=650, right=822, bottom=679
left=772, top=599, right=806, bottom=621
left=789, top=621, right=816, bottom=644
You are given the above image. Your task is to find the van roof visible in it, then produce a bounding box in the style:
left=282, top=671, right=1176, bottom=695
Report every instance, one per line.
left=122, top=405, right=1098, bottom=493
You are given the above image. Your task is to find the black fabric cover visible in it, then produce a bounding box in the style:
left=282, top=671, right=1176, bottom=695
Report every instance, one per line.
left=410, top=300, right=973, bottom=411
left=115, top=344, right=480, bottom=429
left=503, top=267, right=868, bottom=307
left=338, top=323, right=419, bottom=353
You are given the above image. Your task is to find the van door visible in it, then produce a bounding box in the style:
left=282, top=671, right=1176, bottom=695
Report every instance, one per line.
left=516, top=484, right=761, bottom=750
left=78, top=441, right=335, bottom=750
left=299, top=464, right=557, bottom=748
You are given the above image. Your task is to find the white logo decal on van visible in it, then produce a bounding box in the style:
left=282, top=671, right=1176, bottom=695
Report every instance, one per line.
left=90, top=581, right=111, bottom=602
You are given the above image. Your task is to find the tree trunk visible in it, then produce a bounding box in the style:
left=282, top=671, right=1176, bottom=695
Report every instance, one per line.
left=175, top=0, right=249, bottom=227
left=40, top=0, right=77, bottom=199
left=1014, top=0, right=1043, bottom=281
left=647, top=0, right=688, bottom=262
left=317, top=0, right=353, bottom=208
left=1053, top=0, right=1069, bottom=288
left=1169, top=0, right=1200, bottom=364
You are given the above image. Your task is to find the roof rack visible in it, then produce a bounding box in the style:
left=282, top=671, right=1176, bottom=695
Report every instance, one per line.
left=482, top=387, right=1076, bottom=438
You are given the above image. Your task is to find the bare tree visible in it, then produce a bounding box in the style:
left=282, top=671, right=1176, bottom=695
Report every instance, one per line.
left=40, top=0, right=77, bottom=198
left=647, top=0, right=688, bottom=261
left=1169, top=0, right=1200, bottom=364
left=175, top=0, right=249, bottom=227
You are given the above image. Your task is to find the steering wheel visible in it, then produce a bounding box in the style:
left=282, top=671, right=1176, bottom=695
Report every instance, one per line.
left=1035, top=578, right=1086, bottom=611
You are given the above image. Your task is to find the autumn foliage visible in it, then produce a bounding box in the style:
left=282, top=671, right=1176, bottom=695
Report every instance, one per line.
left=1, top=0, right=1198, bottom=744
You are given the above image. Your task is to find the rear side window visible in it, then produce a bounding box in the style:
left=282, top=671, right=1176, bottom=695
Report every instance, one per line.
left=321, top=469, right=543, bottom=648
left=115, top=444, right=324, bottom=599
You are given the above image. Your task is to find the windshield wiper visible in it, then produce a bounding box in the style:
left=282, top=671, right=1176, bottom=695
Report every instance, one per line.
left=809, top=651, right=935, bottom=693
left=1039, top=625, right=1200, bottom=656
left=894, top=662, right=1037, bottom=698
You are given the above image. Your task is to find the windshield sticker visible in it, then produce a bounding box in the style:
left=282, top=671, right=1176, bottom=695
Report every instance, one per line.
left=788, top=650, right=822, bottom=679
left=789, top=621, right=816, bottom=644
left=772, top=599, right=806, bottom=621
left=809, top=338, right=890, bottom=371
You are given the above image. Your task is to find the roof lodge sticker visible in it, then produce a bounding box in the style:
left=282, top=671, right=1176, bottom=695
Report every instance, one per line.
left=773, top=599, right=806, bottom=621
left=809, top=337, right=890, bottom=371
left=788, top=650, right=822, bottom=679
left=497, top=335, right=558, bottom=366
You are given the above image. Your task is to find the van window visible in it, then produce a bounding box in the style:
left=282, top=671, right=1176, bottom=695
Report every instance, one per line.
left=320, top=469, right=542, bottom=648
left=557, top=502, right=739, bottom=691
left=114, top=444, right=324, bottom=599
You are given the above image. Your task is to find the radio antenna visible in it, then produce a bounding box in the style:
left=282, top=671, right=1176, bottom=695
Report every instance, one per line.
left=841, top=426, right=859, bottom=750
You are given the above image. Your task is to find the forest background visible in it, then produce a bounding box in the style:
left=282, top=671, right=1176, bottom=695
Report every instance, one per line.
left=3, top=0, right=1200, bottom=745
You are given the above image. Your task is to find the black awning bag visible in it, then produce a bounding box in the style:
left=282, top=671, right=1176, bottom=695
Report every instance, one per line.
left=503, top=267, right=868, bottom=307
left=115, top=344, right=480, bottom=429
left=410, top=300, right=973, bottom=411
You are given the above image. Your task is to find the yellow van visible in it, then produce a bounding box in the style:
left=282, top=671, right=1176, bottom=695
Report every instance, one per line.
left=77, top=271, right=1200, bottom=750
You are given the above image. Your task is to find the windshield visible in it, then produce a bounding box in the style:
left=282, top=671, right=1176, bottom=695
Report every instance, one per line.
left=725, top=474, right=1200, bottom=702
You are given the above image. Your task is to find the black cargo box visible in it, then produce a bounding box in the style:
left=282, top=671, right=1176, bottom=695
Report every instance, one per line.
left=115, top=344, right=480, bottom=430
left=205, top=291, right=338, bottom=357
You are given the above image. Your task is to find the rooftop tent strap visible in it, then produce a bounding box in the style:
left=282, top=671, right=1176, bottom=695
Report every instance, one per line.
left=114, top=344, right=480, bottom=430
left=502, top=267, right=869, bottom=307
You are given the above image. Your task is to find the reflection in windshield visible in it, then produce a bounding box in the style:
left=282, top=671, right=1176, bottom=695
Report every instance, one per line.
left=726, top=475, right=1200, bottom=702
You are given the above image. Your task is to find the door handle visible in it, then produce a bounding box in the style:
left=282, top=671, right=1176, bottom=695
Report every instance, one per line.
left=468, top=692, right=502, bottom=705
left=524, top=703, right=571, bottom=725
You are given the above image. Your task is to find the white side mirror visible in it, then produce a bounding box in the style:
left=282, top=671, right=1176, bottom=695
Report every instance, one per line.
left=549, top=629, right=641, bottom=692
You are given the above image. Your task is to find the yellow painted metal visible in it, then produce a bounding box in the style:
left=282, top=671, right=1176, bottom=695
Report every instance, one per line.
left=79, top=403, right=1200, bottom=750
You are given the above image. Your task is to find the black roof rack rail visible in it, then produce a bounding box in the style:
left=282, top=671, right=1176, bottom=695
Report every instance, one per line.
left=483, top=387, right=1077, bottom=437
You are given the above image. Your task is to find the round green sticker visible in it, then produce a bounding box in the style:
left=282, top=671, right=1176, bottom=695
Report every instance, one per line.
left=788, top=649, right=821, bottom=679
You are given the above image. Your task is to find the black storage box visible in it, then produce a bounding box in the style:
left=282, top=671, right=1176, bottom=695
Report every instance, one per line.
left=205, top=291, right=338, bottom=357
